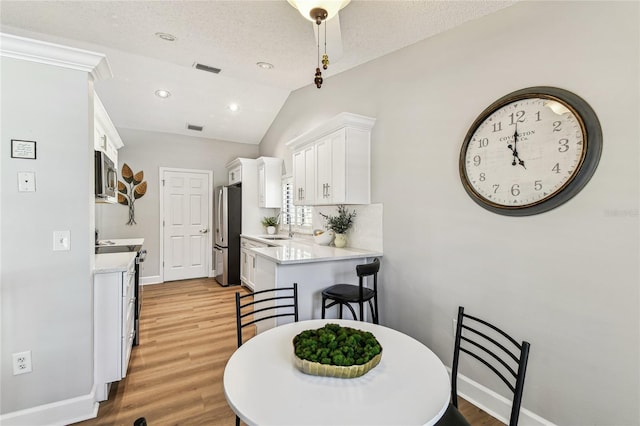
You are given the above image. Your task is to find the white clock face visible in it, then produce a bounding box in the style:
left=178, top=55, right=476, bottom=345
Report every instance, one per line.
left=462, top=95, right=586, bottom=210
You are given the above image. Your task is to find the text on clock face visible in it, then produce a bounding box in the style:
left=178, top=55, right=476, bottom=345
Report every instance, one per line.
left=463, top=97, right=586, bottom=207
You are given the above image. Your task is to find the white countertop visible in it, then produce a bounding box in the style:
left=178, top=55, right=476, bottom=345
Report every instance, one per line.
left=97, top=238, right=144, bottom=247
left=95, top=252, right=137, bottom=273
left=95, top=238, right=144, bottom=273
left=242, top=234, right=382, bottom=265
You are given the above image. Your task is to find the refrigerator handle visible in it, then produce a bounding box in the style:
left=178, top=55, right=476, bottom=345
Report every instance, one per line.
left=217, top=189, right=223, bottom=244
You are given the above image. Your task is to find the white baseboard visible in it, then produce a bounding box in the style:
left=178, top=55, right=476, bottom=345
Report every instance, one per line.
left=141, top=275, right=162, bottom=285
left=141, top=274, right=218, bottom=285
left=0, top=386, right=98, bottom=426
left=455, top=372, right=555, bottom=426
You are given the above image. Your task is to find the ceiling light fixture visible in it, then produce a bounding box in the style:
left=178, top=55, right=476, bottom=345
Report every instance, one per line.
left=287, top=0, right=350, bottom=89
left=228, top=103, right=239, bottom=112
left=257, top=62, right=274, bottom=70
left=155, top=89, right=171, bottom=98
left=155, top=32, right=176, bottom=42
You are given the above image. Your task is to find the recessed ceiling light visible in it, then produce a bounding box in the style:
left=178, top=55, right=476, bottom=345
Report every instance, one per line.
left=228, top=103, right=240, bottom=112
left=256, top=62, right=274, bottom=70
left=155, top=89, right=171, bottom=99
left=155, top=32, right=176, bottom=42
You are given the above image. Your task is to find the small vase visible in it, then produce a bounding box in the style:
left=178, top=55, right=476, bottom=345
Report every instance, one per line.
left=334, top=233, right=347, bottom=248
left=267, top=226, right=276, bottom=235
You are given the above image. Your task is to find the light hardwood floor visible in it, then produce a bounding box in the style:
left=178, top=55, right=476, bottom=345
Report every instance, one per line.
left=75, top=278, right=502, bottom=426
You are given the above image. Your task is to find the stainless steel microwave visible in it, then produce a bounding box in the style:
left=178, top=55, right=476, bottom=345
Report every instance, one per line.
left=95, top=151, right=117, bottom=202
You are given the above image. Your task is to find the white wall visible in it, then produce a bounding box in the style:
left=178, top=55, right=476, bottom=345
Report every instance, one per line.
left=1, top=58, right=94, bottom=413
left=259, top=2, right=639, bottom=425
left=96, top=128, right=259, bottom=280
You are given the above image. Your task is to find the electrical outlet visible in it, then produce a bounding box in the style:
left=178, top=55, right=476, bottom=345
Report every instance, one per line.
left=12, top=351, right=32, bottom=375
left=452, top=319, right=457, bottom=337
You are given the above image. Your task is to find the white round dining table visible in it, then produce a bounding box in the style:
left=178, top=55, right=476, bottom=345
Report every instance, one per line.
left=223, top=319, right=450, bottom=426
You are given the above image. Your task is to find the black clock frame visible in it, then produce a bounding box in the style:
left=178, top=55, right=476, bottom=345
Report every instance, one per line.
left=459, top=86, right=603, bottom=216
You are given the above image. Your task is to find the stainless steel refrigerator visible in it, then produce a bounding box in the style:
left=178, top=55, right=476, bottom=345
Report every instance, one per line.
left=214, top=185, right=242, bottom=286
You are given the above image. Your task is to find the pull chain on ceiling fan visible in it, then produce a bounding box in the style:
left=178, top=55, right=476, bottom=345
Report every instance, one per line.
left=288, top=0, right=351, bottom=89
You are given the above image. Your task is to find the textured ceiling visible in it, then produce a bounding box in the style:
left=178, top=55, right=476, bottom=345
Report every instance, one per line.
left=1, top=1, right=516, bottom=144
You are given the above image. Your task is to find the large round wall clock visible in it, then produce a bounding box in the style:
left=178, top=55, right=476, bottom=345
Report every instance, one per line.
left=459, top=86, right=602, bottom=216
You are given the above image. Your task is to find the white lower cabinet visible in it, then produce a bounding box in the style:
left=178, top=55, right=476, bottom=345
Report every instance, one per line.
left=94, top=257, right=136, bottom=401
left=240, top=238, right=269, bottom=291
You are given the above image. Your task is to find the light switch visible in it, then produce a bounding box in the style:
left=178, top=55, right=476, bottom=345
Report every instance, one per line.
left=53, top=230, right=71, bottom=251
left=18, top=172, right=36, bottom=192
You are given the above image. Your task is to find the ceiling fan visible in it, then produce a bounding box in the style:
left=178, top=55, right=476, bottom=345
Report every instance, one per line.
left=287, top=0, right=350, bottom=88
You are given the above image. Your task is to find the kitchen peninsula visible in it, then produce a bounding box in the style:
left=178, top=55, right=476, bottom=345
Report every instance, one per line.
left=243, top=235, right=382, bottom=332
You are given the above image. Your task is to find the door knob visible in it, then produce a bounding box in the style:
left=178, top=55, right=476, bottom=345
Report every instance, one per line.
left=200, top=228, right=209, bottom=233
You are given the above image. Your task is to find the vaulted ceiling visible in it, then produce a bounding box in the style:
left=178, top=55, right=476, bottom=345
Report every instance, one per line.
left=1, top=1, right=515, bottom=144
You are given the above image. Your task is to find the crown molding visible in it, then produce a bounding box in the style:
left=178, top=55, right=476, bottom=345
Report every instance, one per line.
left=286, top=112, right=376, bottom=150
left=0, top=32, right=112, bottom=81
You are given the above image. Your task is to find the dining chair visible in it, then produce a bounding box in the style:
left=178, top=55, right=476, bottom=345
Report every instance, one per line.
left=436, top=306, right=530, bottom=426
left=321, top=257, right=380, bottom=324
left=235, top=284, right=299, bottom=348
left=234, top=284, right=298, bottom=425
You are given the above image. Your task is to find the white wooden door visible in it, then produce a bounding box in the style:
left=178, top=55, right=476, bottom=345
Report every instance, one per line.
left=162, top=170, right=210, bottom=281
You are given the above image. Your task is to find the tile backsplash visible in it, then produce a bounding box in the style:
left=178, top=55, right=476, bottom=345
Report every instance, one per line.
left=312, top=204, right=383, bottom=252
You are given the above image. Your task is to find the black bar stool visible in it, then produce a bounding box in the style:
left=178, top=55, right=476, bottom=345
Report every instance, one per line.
left=321, top=258, right=380, bottom=324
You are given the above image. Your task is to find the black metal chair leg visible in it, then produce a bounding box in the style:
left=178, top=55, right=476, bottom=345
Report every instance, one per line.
left=368, top=300, right=377, bottom=324
left=344, top=303, right=357, bottom=320
left=319, top=258, right=380, bottom=324
left=373, top=295, right=379, bottom=324
left=321, top=296, right=326, bottom=319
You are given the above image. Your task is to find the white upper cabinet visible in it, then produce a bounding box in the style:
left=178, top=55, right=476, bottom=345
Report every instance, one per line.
left=287, top=112, right=375, bottom=206
left=257, top=157, right=283, bottom=208
left=226, top=158, right=262, bottom=235
left=292, top=145, right=315, bottom=205
left=94, top=94, right=123, bottom=167
left=228, top=164, right=242, bottom=185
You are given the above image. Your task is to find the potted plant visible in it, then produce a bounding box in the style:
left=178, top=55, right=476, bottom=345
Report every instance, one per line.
left=261, top=216, right=278, bottom=235
left=319, top=205, right=356, bottom=248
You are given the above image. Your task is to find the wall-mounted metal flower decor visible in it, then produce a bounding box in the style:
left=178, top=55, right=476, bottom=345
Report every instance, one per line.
left=118, top=163, right=147, bottom=225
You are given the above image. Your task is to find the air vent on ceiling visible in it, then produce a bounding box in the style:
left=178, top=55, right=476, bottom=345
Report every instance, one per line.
left=187, top=123, right=204, bottom=132
left=193, top=62, right=221, bottom=74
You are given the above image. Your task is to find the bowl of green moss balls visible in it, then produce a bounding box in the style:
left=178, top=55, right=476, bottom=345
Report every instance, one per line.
left=292, top=323, right=383, bottom=378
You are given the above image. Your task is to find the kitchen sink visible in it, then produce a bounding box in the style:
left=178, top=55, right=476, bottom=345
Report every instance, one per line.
left=259, top=236, right=291, bottom=240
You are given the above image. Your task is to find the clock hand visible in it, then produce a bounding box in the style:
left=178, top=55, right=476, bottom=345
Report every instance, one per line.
left=507, top=126, right=527, bottom=169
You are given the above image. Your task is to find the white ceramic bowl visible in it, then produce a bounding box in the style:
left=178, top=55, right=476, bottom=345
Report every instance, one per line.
left=313, top=229, right=334, bottom=245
